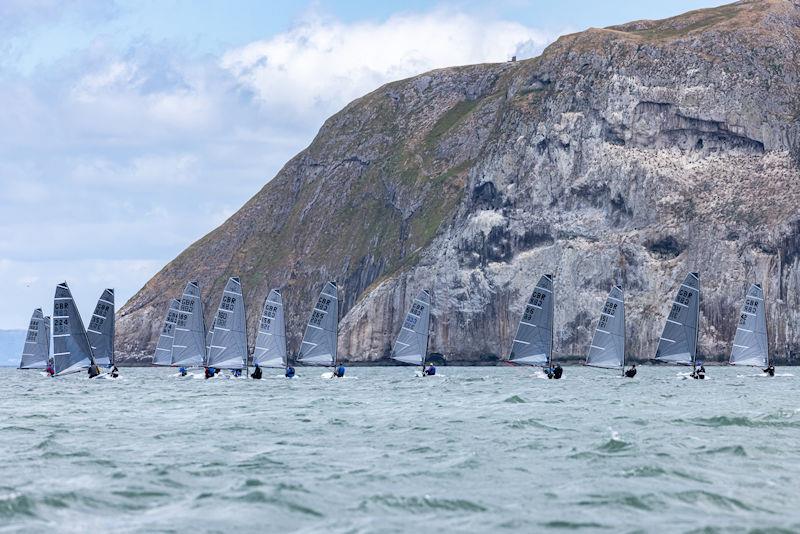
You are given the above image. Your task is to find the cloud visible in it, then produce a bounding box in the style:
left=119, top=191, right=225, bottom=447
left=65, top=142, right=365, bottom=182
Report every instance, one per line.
left=0, top=6, right=563, bottom=329
left=222, top=10, right=559, bottom=127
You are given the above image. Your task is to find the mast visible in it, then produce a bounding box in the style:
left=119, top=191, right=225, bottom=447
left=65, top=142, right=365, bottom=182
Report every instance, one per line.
left=622, top=289, right=626, bottom=377
left=549, top=275, right=554, bottom=369
left=693, top=273, right=700, bottom=369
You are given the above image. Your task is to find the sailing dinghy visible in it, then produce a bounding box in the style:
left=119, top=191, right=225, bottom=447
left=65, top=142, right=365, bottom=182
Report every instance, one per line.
left=171, top=281, right=208, bottom=375
left=390, top=289, right=432, bottom=377
left=729, top=284, right=772, bottom=375
left=655, top=272, right=703, bottom=378
left=206, top=277, right=248, bottom=377
left=153, top=298, right=180, bottom=366
left=19, top=308, right=50, bottom=371
left=87, top=289, right=115, bottom=374
left=253, top=289, right=288, bottom=376
left=297, top=281, right=340, bottom=378
left=509, top=274, right=557, bottom=378
left=52, top=282, right=97, bottom=377
left=585, top=286, right=626, bottom=376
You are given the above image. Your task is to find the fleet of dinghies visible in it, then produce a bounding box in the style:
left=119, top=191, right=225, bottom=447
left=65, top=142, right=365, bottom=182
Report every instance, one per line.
left=18, top=273, right=782, bottom=379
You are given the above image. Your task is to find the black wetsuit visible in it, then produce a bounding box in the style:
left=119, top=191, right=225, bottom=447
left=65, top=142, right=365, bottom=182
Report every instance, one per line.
left=553, top=365, right=563, bottom=379
left=764, top=366, right=775, bottom=377
left=251, top=366, right=262, bottom=379
left=625, top=367, right=637, bottom=378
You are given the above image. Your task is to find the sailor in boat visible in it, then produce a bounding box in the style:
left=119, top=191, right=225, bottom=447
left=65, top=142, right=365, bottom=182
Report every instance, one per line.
left=251, top=364, right=262, bottom=380
left=544, top=366, right=554, bottom=379
left=88, top=365, right=101, bottom=378
left=625, top=364, right=637, bottom=378
left=334, top=364, right=346, bottom=378
left=178, top=366, right=188, bottom=377
left=46, top=361, right=55, bottom=377
left=691, top=364, right=706, bottom=380
left=763, top=365, right=775, bottom=377
left=285, top=365, right=296, bottom=378
left=423, top=364, right=436, bottom=376
left=552, top=363, right=563, bottom=379
left=232, top=368, right=242, bottom=378
left=110, top=366, right=119, bottom=378
left=204, top=367, right=216, bottom=379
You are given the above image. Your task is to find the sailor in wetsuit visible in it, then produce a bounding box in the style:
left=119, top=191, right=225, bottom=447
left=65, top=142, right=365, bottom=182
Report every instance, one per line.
left=179, top=367, right=187, bottom=377
left=285, top=366, right=296, bottom=378
left=334, top=364, right=346, bottom=378
left=204, top=367, right=214, bottom=379
left=88, top=365, right=100, bottom=378
left=691, top=364, right=706, bottom=380
left=46, top=362, right=55, bottom=376
left=423, top=364, right=436, bottom=376
left=763, top=365, right=775, bottom=377
left=625, top=364, right=637, bottom=378
left=110, top=366, right=119, bottom=378
left=552, top=363, right=563, bottom=380
left=232, top=368, right=242, bottom=378
left=251, top=364, right=262, bottom=380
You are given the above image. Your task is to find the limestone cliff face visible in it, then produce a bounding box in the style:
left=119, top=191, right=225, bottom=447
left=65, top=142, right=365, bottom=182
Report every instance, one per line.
left=117, top=0, right=800, bottom=363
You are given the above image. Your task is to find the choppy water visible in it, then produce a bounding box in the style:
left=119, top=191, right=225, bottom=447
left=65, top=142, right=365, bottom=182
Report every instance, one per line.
left=1, top=366, right=799, bottom=533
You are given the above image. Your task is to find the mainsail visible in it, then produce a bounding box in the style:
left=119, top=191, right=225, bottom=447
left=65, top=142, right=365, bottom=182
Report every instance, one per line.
left=207, top=277, right=248, bottom=370
left=171, top=281, right=207, bottom=367
left=19, top=308, right=50, bottom=369
left=391, top=289, right=431, bottom=366
left=153, top=299, right=180, bottom=366
left=86, top=288, right=115, bottom=367
left=655, top=272, right=700, bottom=365
left=52, top=282, right=96, bottom=376
left=297, top=282, right=339, bottom=366
left=586, top=286, right=625, bottom=370
left=253, top=289, right=287, bottom=368
left=509, top=274, right=554, bottom=366
left=729, top=283, right=768, bottom=367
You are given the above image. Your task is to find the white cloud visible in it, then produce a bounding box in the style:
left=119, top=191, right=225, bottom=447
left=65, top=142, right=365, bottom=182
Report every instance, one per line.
left=222, top=10, right=559, bottom=125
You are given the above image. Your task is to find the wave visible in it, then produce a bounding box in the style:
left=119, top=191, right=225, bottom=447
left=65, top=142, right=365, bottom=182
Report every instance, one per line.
left=367, top=494, right=487, bottom=512
left=503, top=395, right=527, bottom=403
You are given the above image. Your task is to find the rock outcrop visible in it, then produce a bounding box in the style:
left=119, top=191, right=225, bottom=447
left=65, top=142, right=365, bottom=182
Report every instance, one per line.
left=117, top=0, right=800, bottom=364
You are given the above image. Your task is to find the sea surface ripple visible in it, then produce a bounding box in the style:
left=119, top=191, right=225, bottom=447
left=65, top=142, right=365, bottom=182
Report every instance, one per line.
left=1, top=366, right=798, bottom=533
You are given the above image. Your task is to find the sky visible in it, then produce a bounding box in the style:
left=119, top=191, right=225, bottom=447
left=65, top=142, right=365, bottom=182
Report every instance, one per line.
left=0, top=0, right=728, bottom=328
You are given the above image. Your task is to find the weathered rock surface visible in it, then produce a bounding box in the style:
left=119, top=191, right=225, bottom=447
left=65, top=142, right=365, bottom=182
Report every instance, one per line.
left=117, top=0, right=800, bottom=364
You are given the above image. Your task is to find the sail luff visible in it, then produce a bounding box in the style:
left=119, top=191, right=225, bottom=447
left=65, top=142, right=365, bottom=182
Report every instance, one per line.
left=297, top=282, right=339, bottom=366
left=390, top=289, right=432, bottom=366
left=586, top=286, right=625, bottom=370
left=206, top=277, right=248, bottom=370
left=19, top=308, right=50, bottom=369
left=86, top=289, right=115, bottom=366
left=52, top=282, right=96, bottom=376
left=170, top=281, right=207, bottom=367
left=655, top=273, right=700, bottom=365
left=253, top=289, right=288, bottom=368
left=509, top=274, right=553, bottom=366
left=729, top=284, right=768, bottom=367
left=153, top=299, right=180, bottom=365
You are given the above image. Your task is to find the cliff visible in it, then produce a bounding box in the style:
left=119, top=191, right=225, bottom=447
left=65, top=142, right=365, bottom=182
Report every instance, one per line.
left=117, top=0, right=800, bottom=363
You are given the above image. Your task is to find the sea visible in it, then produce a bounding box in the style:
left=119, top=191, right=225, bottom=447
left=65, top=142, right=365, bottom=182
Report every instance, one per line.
left=1, top=365, right=798, bottom=533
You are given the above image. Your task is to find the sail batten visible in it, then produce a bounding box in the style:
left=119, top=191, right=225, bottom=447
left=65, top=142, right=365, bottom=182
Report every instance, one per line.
left=729, top=284, right=768, bottom=367
left=586, top=286, right=625, bottom=370
left=170, top=281, right=207, bottom=367
left=86, top=289, right=115, bottom=366
left=297, top=282, right=339, bottom=366
left=52, top=282, right=96, bottom=375
left=19, top=308, right=50, bottom=369
left=509, top=274, right=554, bottom=366
left=391, top=289, right=431, bottom=366
left=655, top=273, right=700, bottom=365
left=253, top=289, right=287, bottom=368
left=206, top=277, right=248, bottom=370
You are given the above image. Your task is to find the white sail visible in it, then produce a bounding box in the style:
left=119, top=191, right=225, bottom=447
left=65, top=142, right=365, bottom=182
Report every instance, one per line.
left=729, top=284, right=768, bottom=367
left=253, top=289, right=287, bottom=368
left=391, top=289, right=431, bottom=366
left=153, top=299, right=180, bottom=366
left=171, top=281, right=207, bottom=367
left=207, top=277, right=248, bottom=370
left=655, top=272, right=700, bottom=365
left=509, top=274, right=554, bottom=366
left=297, top=282, right=339, bottom=366
left=19, top=308, right=50, bottom=369
left=52, top=282, right=95, bottom=375
left=586, top=286, right=625, bottom=370
left=86, top=288, right=115, bottom=366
